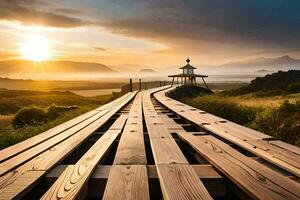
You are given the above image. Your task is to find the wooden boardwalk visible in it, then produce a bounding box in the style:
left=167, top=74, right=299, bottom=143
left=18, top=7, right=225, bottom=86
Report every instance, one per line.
left=0, top=86, right=299, bottom=200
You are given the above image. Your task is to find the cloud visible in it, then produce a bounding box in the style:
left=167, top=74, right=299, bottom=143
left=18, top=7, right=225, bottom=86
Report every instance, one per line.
left=1, top=0, right=299, bottom=57
left=98, top=0, right=300, bottom=55
left=0, top=0, right=90, bottom=28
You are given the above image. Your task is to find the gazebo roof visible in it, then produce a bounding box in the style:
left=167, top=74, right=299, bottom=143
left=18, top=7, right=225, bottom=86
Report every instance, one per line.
left=179, top=64, right=197, bottom=70
left=168, top=73, right=208, bottom=78
left=179, top=58, right=197, bottom=69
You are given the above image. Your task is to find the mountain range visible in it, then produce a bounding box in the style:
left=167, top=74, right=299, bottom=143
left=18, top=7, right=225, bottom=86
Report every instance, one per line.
left=0, top=60, right=115, bottom=78
left=0, top=55, right=299, bottom=79
left=220, top=55, right=300, bottom=69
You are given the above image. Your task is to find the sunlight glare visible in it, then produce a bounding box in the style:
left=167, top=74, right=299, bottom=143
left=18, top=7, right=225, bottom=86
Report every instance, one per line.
left=20, top=35, right=52, bottom=61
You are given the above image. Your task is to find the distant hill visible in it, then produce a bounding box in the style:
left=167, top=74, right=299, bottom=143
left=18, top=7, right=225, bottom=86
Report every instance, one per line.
left=0, top=77, right=124, bottom=90
left=229, top=70, right=300, bottom=95
left=0, top=60, right=115, bottom=78
left=221, top=55, right=300, bottom=70
left=140, top=68, right=157, bottom=73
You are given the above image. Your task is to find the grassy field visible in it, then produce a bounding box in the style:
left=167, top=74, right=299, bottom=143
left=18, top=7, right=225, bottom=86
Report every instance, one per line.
left=183, top=92, right=300, bottom=146
left=209, top=92, right=300, bottom=108
left=0, top=89, right=119, bottom=149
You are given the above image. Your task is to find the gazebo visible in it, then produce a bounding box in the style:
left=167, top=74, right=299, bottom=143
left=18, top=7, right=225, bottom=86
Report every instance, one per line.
left=168, top=58, right=209, bottom=89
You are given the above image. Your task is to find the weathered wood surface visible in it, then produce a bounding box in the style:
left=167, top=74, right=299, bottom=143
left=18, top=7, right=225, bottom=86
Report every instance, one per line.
left=41, top=115, right=127, bottom=200
left=153, top=105, right=300, bottom=200
left=0, top=92, right=135, bottom=177
left=104, top=91, right=150, bottom=200
left=178, top=132, right=300, bottom=200
left=0, top=92, right=136, bottom=199
left=113, top=92, right=147, bottom=165
left=0, top=93, right=131, bottom=162
left=45, top=164, right=223, bottom=180
left=143, top=88, right=212, bottom=200
left=154, top=87, right=300, bottom=177
left=103, top=165, right=150, bottom=200
left=156, top=164, right=213, bottom=200
left=1, top=86, right=299, bottom=200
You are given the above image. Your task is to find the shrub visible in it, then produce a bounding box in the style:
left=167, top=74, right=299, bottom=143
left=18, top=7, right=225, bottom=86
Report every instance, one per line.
left=250, top=101, right=300, bottom=145
left=185, top=94, right=300, bottom=146
left=12, top=107, right=47, bottom=128
left=287, top=81, right=300, bottom=93
left=186, top=95, right=256, bottom=125
left=46, top=104, right=78, bottom=120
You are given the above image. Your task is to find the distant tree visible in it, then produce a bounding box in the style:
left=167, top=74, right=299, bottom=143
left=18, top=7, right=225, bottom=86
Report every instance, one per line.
left=12, top=107, right=47, bottom=128
left=229, top=70, right=300, bottom=95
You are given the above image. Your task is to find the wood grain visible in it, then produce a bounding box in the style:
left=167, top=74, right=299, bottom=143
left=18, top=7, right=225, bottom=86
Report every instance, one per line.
left=0, top=93, right=132, bottom=163
left=154, top=88, right=300, bottom=177
left=157, top=164, right=213, bottom=200
left=113, top=92, right=147, bottom=165
left=178, top=132, right=300, bottom=200
left=103, top=165, right=150, bottom=200
left=39, top=115, right=127, bottom=199
left=150, top=138, right=188, bottom=164
left=0, top=93, right=136, bottom=176
left=0, top=94, right=135, bottom=199
left=143, top=88, right=212, bottom=200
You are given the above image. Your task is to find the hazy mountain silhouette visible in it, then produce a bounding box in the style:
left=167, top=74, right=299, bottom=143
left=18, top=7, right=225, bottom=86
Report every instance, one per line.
left=140, top=68, right=157, bottom=73
left=221, top=55, right=300, bottom=69
left=0, top=60, right=115, bottom=76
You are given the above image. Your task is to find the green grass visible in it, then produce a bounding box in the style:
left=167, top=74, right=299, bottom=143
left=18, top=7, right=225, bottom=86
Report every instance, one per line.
left=0, top=90, right=113, bottom=115
left=0, top=105, right=96, bottom=149
left=184, top=92, right=300, bottom=146
left=0, top=89, right=120, bottom=149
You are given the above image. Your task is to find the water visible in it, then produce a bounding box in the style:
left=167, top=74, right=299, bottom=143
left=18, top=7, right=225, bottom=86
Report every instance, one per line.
left=70, top=88, right=121, bottom=97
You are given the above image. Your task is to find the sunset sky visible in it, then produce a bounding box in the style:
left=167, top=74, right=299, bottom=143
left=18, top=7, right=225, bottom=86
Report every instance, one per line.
left=0, top=0, right=300, bottom=68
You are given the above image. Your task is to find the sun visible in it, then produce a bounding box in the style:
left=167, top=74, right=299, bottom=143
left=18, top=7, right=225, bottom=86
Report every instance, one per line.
left=20, top=35, right=52, bottom=62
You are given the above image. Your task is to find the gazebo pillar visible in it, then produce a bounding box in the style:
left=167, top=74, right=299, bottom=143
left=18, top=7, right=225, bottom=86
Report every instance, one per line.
left=202, top=77, right=209, bottom=90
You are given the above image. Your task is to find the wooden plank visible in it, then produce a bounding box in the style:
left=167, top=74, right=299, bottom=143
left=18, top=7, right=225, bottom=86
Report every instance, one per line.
left=269, top=140, right=300, bottom=155
left=0, top=92, right=132, bottom=162
left=0, top=97, right=134, bottom=199
left=45, top=164, right=223, bottom=180
left=142, top=88, right=212, bottom=200
left=144, top=123, right=173, bottom=138
left=177, top=132, right=300, bottom=200
left=157, top=164, right=213, bottom=200
left=103, top=92, right=150, bottom=200
left=113, top=128, right=146, bottom=165
left=103, top=165, right=150, bottom=200
left=113, top=92, right=147, bottom=165
left=41, top=165, right=93, bottom=200
left=154, top=88, right=300, bottom=177
left=108, top=114, right=128, bottom=130
left=0, top=111, right=104, bottom=176
left=0, top=93, right=135, bottom=176
left=0, top=170, right=44, bottom=200
left=159, top=114, right=184, bottom=130
left=45, top=164, right=224, bottom=198
left=150, top=138, right=188, bottom=164
left=195, top=124, right=300, bottom=177
left=42, top=127, right=123, bottom=200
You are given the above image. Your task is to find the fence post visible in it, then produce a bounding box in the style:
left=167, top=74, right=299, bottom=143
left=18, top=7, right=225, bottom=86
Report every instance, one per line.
left=163, top=80, right=166, bottom=86
left=129, top=78, right=133, bottom=92
left=139, top=79, right=142, bottom=91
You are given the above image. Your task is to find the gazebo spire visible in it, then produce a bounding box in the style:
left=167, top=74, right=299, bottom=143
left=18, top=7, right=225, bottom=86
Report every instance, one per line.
left=186, top=57, right=190, bottom=64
